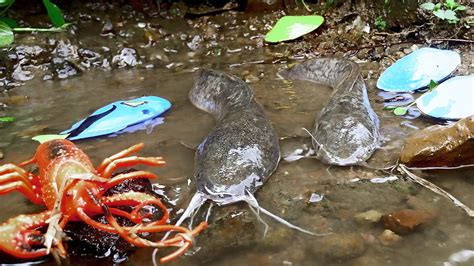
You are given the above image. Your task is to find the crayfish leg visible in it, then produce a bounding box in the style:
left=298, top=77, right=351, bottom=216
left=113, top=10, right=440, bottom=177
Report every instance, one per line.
left=18, top=157, right=36, bottom=167
left=102, top=191, right=170, bottom=225
left=102, top=171, right=159, bottom=190
left=99, top=156, right=166, bottom=179
left=96, top=143, right=145, bottom=174
left=0, top=164, right=42, bottom=205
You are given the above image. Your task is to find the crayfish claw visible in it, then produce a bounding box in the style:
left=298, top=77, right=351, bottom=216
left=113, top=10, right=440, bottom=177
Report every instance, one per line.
left=0, top=211, right=53, bottom=259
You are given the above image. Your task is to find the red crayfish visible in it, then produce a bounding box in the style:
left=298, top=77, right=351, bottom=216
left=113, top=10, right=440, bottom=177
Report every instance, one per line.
left=0, top=139, right=207, bottom=263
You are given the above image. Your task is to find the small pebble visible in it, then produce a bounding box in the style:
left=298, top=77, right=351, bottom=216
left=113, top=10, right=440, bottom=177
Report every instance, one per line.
left=308, top=193, right=324, bottom=203
left=354, top=210, right=383, bottom=225
left=379, top=229, right=402, bottom=246
left=245, top=74, right=259, bottom=83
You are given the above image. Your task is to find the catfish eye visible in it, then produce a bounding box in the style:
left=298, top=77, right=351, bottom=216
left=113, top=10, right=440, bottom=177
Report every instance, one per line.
left=142, top=109, right=150, bottom=114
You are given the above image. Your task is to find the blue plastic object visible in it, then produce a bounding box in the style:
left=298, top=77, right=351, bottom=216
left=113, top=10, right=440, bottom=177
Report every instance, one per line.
left=416, top=76, right=474, bottom=120
left=61, top=96, right=171, bottom=140
left=377, top=47, right=461, bottom=92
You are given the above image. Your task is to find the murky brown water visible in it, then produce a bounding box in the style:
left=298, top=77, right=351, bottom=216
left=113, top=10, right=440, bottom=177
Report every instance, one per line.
left=1, top=4, right=473, bottom=266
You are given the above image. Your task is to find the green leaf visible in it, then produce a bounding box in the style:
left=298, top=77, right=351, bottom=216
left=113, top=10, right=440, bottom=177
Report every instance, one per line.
left=32, top=134, right=69, bottom=143
left=434, top=3, right=442, bottom=10
left=393, top=107, right=408, bottom=116
left=375, top=16, right=387, bottom=30
left=42, top=0, right=65, bottom=27
left=433, top=9, right=446, bottom=20
left=0, top=21, right=13, bottom=47
left=420, top=2, right=435, bottom=11
left=428, top=79, right=438, bottom=91
left=454, top=5, right=466, bottom=11
left=0, top=116, right=15, bottom=122
left=0, top=0, right=14, bottom=8
left=265, top=15, right=324, bottom=43
left=383, top=105, right=397, bottom=110
left=0, top=17, right=17, bottom=28
left=444, top=9, right=459, bottom=21
left=444, top=0, right=456, bottom=9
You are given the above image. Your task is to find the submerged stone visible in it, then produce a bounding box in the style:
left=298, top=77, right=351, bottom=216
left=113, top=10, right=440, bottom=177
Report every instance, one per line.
left=400, top=116, right=474, bottom=167
left=354, top=210, right=383, bottom=225
left=51, top=57, right=81, bottom=79
left=378, top=229, right=402, bottom=246
left=382, top=209, right=434, bottom=235
left=65, top=172, right=164, bottom=262
left=308, top=233, right=366, bottom=261
left=112, top=48, right=140, bottom=68
left=196, top=208, right=258, bottom=263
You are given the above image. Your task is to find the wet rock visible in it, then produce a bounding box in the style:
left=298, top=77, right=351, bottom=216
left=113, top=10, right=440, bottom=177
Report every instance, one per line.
left=378, top=229, right=402, bottom=246
left=308, top=233, right=366, bottom=261
left=65, top=216, right=134, bottom=262
left=11, top=64, right=34, bottom=81
left=112, top=48, right=140, bottom=68
left=101, top=20, right=116, bottom=36
left=187, top=35, right=203, bottom=51
left=354, top=210, right=383, bottom=226
left=78, top=48, right=103, bottom=68
left=50, top=57, right=81, bottom=79
left=400, top=116, right=474, bottom=167
left=197, top=207, right=258, bottom=263
left=382, top=209, right=434, bottom=235
left=52, top=40, right=79, bottom=60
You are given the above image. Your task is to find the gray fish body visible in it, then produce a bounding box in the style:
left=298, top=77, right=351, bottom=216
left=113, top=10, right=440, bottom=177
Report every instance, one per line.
left=190, top=69, right=280, bottom=199
left=285, top=58, right=380, bottom=166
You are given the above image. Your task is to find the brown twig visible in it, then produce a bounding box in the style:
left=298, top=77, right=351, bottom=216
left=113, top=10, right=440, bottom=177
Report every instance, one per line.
left=398, top=164, right=474, bottom=218
left=430, top=38, right=474, bottom=43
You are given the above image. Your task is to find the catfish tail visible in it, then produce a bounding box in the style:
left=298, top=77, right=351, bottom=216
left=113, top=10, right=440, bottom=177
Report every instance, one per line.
left=189, top=69, right=254, bottom=119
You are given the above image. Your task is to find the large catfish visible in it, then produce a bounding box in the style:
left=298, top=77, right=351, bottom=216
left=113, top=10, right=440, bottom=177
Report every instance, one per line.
left=284, top=58, right=380, bottom=166
left=173, top=69, right=316, bottom=235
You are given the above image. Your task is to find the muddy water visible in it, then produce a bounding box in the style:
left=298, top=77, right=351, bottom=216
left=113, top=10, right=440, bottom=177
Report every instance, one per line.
left=1, top=6, right=473, bottom=266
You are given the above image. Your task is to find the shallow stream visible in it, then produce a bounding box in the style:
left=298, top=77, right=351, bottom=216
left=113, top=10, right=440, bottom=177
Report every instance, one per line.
left=0, top=3, right=473, bottom=266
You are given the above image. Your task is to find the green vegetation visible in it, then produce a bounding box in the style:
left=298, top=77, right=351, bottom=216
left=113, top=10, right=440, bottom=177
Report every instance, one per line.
left=0, top=116, right=15, bottom=123
left=374, top=16, right=387, bottom=30
left=420, top=0, right=467, bottom=24
left=385, top=80, right=438, bottom=116
left=0, top=0, right=68, bottom=48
